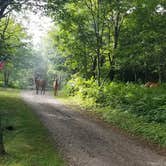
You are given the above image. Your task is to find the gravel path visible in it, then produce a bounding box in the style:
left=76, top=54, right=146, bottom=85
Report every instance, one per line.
left=21, top=91, right=166, bottom=166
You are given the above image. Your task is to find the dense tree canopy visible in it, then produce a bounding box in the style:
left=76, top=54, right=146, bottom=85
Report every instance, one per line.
left=0, top=0, right=47, bottom=19
left=46, top=0, right=166, bottom=85
left=0, top=0, right=165, bottom=87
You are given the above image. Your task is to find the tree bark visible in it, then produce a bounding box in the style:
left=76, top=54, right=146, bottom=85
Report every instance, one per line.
left=92, top=56, right=97, bottom=78
left=0, top=116, right=5, bottom=155
left=158, top=64, right=162, bottom=83
left=108, top=11, right=120, bottom=81
left=4, top=70, right=10, bottom=87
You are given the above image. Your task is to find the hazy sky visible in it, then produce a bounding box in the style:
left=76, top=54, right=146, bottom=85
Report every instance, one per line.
left=15, top=10, right=53, bottom=47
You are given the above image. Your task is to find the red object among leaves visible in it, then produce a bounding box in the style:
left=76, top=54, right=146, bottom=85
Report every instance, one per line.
left=0, top=61, right=5, bottom=70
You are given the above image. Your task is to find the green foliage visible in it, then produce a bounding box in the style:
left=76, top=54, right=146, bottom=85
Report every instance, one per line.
left=0, top=16, right=34, bottom=88
left=0, top=0, right=45, bottom=19
left=102, top=83, right=166, bottom=123
left=100, top=108, right=166, bottom=146
left=47, top=0, right=166, bottom=83
left=63, top=76, right=100, bottom=107
left=64, top=78, right=166, bottom=123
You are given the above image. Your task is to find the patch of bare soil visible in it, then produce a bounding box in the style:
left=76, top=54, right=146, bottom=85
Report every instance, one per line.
left=21, top=91, right=166, bottom=166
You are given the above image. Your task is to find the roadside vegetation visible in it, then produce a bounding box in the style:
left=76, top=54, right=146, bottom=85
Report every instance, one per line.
left=58, top=77, right=166, bottom=147
left=0, top=89, right=64, bottom=166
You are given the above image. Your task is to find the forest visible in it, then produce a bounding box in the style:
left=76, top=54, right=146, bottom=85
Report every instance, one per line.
left=46, top=0, right=165, bottom=85
left=0, top=0, right=165, bottom=87
left=0, top=0, right=166, bottom=166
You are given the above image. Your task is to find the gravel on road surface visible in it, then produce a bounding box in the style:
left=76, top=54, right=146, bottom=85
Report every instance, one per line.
left=21, top=91, right=166, bottom=166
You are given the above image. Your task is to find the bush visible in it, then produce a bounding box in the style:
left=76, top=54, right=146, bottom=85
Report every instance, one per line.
left=63, top=76, right=100, bottom=107
left=63, top=78, right=166, bottom=123
left=103, top=83, right=166, bottom=123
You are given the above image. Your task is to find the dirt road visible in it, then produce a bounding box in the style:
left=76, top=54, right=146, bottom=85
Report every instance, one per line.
left=21, top=91, right=166, bottom=166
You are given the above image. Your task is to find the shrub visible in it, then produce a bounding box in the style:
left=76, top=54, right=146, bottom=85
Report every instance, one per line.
left=64, top=78, right=166, bottom=123
left=102, top=83, right=166, bottom=123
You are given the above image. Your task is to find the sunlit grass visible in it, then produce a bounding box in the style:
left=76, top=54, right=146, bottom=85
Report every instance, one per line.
left=0, top=88, right=64, bottom=166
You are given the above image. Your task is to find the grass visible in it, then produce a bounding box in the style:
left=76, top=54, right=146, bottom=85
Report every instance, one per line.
left=57, top=93, right=166, bottom=148
left=99, top=107, right=166, bottom=147
left=0, top=88, right=64, bottom=166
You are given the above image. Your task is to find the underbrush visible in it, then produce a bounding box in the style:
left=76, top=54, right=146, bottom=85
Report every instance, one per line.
left=60, top=76, right=166, bottom=147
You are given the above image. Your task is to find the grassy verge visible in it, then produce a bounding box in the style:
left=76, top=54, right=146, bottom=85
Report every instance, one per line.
left=57, top=94, right=166, bottom=148
left=0, top=88, right=64, bottom=166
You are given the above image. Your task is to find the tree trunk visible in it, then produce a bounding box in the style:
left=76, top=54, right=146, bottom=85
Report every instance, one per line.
left=144, top=61, right=148, bottom=82
left=158, top=64, right=162, bottom=83
left=97, top=48, right=101, bottom=86
left=134, top=72, right=137, bottom=82
left=108, top=11, right=120, bottom=81
left=91, top=56, right=97, bottom=79
left=0, top=116, right=5, bottom=155
left=96, top=0, right=101, bottom=86
left=4, top=70, right=9, bottom=87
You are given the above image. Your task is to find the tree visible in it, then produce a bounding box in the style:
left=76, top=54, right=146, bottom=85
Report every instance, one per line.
left=0, top=0, right=46, bottom=20
left=0, top=16, right=29, bottom=155
left=0, top=16, right=28, bottom=86
left=46, top=0, right=132, bottom=84
left=116, top=0, right=166, bottom=82
left=47, top=0, right=166, bottom=84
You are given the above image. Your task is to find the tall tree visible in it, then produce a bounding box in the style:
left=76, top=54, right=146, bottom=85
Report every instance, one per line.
left=0, top=0, right=46, bottom=20
left=46, top=0, right=166, bottom=84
